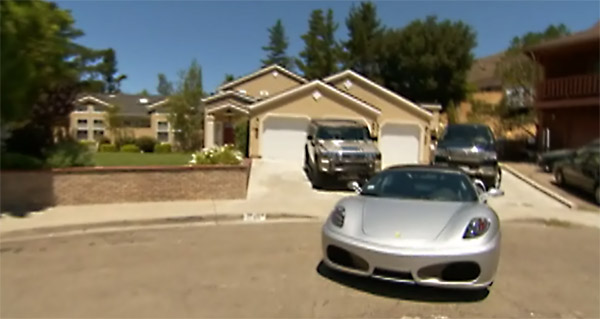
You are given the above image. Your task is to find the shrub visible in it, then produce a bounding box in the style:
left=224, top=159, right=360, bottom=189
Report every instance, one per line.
left=120, top=144, right=140, bottom=153
left=193, top=144, right=243, bottom=165
left=115, top=136, right=136, bottom=149
left=1, top=152, right=45, bottom=170
left=99, top=144, right=117, bottom=152
left=95, top=136, right=111, bottom=145
left=79, top=140, right=98, bottom=152
left=154, top=143, right=172, bottom=153
left=135, top=136, right=157, bottom=153
left=234, top=120, right=249, bottom=157
left=46, top=140, right=94, bottom=168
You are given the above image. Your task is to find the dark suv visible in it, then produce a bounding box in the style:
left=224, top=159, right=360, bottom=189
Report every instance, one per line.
left=304, top=119, right=381, bottom=188
left=432, top=124, right=502, bottom=190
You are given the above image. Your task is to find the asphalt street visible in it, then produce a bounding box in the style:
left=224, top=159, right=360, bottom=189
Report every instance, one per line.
left=1, top=220, right=598, bottom=318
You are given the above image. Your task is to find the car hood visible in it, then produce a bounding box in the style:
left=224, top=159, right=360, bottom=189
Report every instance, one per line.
left=361, top=197, right=477, bottom=242
left=318, top=140, right=379, bottom=154
left=438, top=139, right=495, bottom=152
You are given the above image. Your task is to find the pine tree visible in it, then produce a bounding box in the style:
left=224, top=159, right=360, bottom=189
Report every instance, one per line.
left=297, top=9, right=341, bottom=80
left=261, top=19, right=294, bottom=69
left=157, top=73, right=173, bottom=96
left=343, top=2, right=384, bottom=81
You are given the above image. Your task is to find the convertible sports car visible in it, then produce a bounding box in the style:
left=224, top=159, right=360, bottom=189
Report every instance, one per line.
left=322, top=165, right=503, bottom=290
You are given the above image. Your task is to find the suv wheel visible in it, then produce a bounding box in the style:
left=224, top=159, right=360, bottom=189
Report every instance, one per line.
left=595, top=185, right=600, bottom=206
left=555, top=169, right=565, bottom=186
left=311, top=167, right=326, bottom=189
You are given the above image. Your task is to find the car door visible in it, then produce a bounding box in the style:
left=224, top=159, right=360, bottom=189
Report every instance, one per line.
left=565, top=151, right=592, bottom=188
left=580, top=152, right=600, bottom=194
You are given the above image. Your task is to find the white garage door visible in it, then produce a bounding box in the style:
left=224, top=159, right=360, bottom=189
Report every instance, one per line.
left=261, top=116, right=310, bottom=164
left=379, top=123, right=421, bottom=168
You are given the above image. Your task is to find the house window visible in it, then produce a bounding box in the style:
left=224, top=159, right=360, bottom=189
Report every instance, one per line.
left=93, top=119, right=104, bottom=129
left=77, top=119, right=88, bottom=129
left=77, top=130, right=89, bottom=140
left=157, top=121, right=169, bottom=131
left=157, top=132, right=169, bottom=142
left=93, top=130, right=104, bottom=139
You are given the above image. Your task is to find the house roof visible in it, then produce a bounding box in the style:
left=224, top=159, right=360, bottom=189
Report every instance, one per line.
left=249, top=80, right=381, bottom=117
left=323, top=69, right=432, bottom=119
left=201, top=90, right=256, bottom=104
left=467, top=52, right=505, bottom=90
left=217, top=64, right=308, bottom=91
left=526, top=21, right=600, bottom=53
left=76, top=93, right=168, bottom=115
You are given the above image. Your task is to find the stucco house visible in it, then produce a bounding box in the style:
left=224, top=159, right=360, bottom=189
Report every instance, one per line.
left=70, top=93, right=174, bottom=144
left=203, top=64, right=440, bottom=169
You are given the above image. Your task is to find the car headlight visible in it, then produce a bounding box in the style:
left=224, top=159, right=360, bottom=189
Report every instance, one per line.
left=482, top=151, right=497, bottom=161
left=330, top=206, right=345, bottom=228
left=463, top=217, right=491, bottom=239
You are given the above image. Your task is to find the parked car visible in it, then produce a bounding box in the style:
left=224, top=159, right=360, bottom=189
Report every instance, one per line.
left=553, top=147, right=600, bottom=205
left=537, top=139, right=600, bottom=173
left=304, top=119, right=381, bottom=188
left=322, top=165, right=504, bottom=290
left=432, top=124, right=501, bottom=191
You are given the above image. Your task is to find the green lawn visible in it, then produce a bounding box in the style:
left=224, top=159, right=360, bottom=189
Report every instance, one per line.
left=93, top=152, right=192, bottom=167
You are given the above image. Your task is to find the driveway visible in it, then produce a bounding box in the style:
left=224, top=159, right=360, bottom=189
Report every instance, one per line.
left=1, top=221, right=598, bottom=318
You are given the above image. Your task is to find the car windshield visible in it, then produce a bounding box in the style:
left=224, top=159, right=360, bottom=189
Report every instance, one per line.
left=440, top=125, right=494, bottom=147
left=316, top=126, right=369, bottom=140
left=361, top=169, right=479, bottom=202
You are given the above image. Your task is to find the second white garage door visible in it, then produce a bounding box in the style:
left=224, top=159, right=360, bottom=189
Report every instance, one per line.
left=261, top=116, right=310, bottom=164
left=379, top=123, right=422, bottom=168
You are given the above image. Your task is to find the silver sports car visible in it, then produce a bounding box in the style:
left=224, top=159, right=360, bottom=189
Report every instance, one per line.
left=321, top=165, right=504, bottom=290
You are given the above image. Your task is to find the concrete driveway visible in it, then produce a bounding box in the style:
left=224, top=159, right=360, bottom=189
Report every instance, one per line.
left=2, top=221, right=598, bottom=318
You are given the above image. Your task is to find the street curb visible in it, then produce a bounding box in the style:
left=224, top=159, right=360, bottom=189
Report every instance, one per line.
left=0, top=213, right=319, bottom=241
left=500, top=163, right=575, bottom=209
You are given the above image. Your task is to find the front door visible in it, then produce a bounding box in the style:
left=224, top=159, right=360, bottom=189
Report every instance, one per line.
left=223, top=123, right=235, bottom=145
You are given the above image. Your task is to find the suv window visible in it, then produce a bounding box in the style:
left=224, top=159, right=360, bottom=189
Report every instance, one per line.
left=316, top=126, right=369, bottom=141
left=440, top=125, right=494, bottom=147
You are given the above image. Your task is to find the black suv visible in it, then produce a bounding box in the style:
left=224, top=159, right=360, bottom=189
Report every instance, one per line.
left=304, top=119, right=381, bottom=188
left=432, top=124, right=502, bottom=190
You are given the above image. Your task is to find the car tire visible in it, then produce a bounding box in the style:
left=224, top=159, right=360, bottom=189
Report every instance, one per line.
left=311, top=162, right=326, bottom=189
left=595, top=185, right=600, bottom=206
left=555, top=169, right=565, bottom=186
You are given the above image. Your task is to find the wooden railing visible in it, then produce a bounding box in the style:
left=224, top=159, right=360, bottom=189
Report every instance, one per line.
left=536, top=73, right=599, bottom=101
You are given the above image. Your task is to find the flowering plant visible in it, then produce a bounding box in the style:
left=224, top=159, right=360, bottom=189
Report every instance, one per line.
left=190, top=144, right=243, bottom=165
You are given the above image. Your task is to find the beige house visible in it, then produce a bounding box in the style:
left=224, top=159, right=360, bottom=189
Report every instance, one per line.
left=70, top=94, right=174, bottom=144
left=203, top=64, right=440, bottom=168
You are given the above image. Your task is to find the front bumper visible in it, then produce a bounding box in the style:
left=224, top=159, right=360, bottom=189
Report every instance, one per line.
left=317, top=160, right=380, bottom=179
left=433, top=161, right=498, bottom=179
left=322, top=225, right=501, bottom=289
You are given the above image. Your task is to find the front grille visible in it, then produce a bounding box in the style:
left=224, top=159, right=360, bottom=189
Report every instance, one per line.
left=372, top=268, right=414, bottom=281
left=340, top=152, right=367, bottom=161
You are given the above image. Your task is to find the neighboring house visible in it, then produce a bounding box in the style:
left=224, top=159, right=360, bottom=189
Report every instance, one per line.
left=202, top=64, right=440, bottom=169
left=70, top=94, right=173, bottom=144
left=526, top=21, right=600, bottom=150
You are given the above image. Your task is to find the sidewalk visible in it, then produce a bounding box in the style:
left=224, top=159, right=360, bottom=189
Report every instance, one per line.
left=1, top=195, right=599, bottom=237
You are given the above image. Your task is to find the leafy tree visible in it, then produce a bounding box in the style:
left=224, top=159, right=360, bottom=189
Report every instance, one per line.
left=105, top=103, right=123, bottom=143
left=1, top=0, right=110, bottom=157
left=496, top=24, right=570, bottom=108
left=343, top=1, right=384, bottom=81
left=379, top=16, right=476, bottom=110
left=138, top=89, right=150, bottom=97
left=297, top=9, right=341, bottom=79
left=222, top=73, right=236, bottom=85
left=157, top=73, right=173, bottom=96
left=98, top=48, right=127, bottom=94
left=261, top=19, right=294, bottom=69
left=167, top=59, right=204, bottom=151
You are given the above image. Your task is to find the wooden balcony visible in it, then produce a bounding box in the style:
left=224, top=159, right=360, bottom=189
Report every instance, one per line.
left=536, top=73, right=599, bottom=101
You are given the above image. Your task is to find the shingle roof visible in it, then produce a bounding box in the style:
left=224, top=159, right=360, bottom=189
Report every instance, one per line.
left=526, top=21, right=600, bottom=53
left=76, top=93, right=168, bottom=115
left=467, top=52, right=505, bottom=90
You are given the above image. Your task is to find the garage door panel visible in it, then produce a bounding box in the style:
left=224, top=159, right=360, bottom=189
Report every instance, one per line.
left=380, top=123, right=421, bottom=168
left=261, top=116, right=309, bottom=164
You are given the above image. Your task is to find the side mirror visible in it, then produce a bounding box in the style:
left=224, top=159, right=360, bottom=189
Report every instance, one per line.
left=307, top=135, right=313, bottom=141
left=347, top=181, right=362, bottom=194
left=487, top=188, right=505, bottom=197
left=371, top=136, right=378, bottom=142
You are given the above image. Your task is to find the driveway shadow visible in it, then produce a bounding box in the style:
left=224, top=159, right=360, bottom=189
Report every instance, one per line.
left=316, top=261, right=489, bottom=303
left=550, top=181, right=598, bottom=208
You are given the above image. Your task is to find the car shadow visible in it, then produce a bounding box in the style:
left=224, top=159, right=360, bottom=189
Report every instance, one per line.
left=316, top=261, right=489, bottom=303
left=550, top=180, right=598, bottom=208
left=302, top=166, right=355, bottom=193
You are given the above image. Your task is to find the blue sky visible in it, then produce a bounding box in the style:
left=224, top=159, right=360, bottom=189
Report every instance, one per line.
left=56, top=0, right=599, bottom=95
